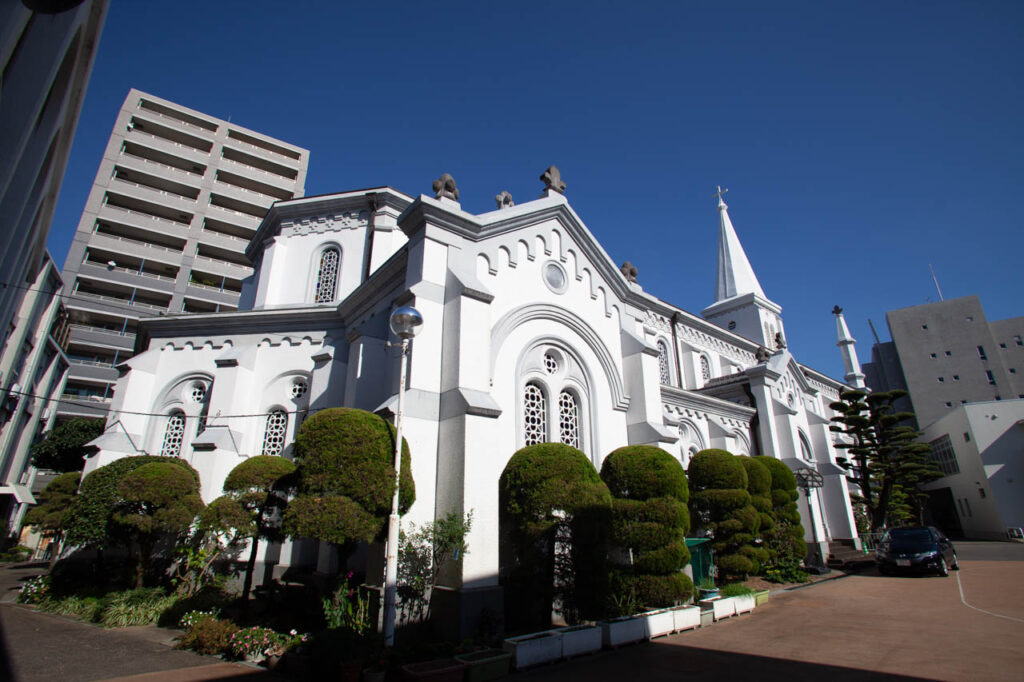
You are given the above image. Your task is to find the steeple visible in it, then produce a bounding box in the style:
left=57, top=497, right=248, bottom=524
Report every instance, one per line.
left=702, top=188, right=783, bottom=349
left=713, top=187, right=765, bottom=303
left=832, top=305, right=866, bottom=388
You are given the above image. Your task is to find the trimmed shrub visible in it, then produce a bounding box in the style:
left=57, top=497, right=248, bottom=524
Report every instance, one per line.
left=689, top=449, right=761, bottom=581
left=718, top=583, right=755, bottom=597
left=499, top=443, right=611, bottom=627
left=98, top=588, right=178, bottom=628
left=756, top=456, right=808, bottom=580
left=176, top=617, right=240, bottom=656
left=602, top=446, right=693, bottom=610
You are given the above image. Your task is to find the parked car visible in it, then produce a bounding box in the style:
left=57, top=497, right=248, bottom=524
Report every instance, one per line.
left=875, top=526, right=959, bottom=577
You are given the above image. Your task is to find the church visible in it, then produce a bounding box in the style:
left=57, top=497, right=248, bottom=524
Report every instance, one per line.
left=84, top=167, right=859, bottom=629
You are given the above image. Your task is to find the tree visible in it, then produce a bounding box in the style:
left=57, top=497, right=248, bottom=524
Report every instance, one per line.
left=23, top=472, right=80, bottom=568
left=756, top=456, right=807, bottom=582
left=688, top=449, right=760, bottom=581
left=397, top=511, right=473, bottom=623
left=30, top=419, right=104, bottom=472
left=499, top=443, right=611, bottom=628
left=829, top=389, right=942, bottom=531
left=115, top=461, right=204, bottom=588
left=282, top=408, right=415, bottom=563
left=219, top=455, right=296, bottom=603
left=601, top=445, right=693, bottom=611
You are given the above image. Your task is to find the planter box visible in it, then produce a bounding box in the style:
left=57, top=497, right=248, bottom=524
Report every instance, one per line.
left=699, top=608, right=715, bottom=627
left=671, top=605, right=702, bottom=632
left=734, top=594, right=756, bottom=615
left=555, top=624, right=602, bottom=657
left=503, top=631, right=563, bottom=669
left=601, top=616, right=646, bottom=647
left=640, top=609, right=675, bottom=638
left=753, top=590, right=770, bottom=606
left=712, top=596, right=737, bottom=620
left=455, top=649, right=512, bottom=682
left=400, top=658, right=466, bottom=682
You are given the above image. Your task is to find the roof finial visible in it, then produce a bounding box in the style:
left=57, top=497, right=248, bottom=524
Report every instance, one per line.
left=713, top=185, right=729, bottom=208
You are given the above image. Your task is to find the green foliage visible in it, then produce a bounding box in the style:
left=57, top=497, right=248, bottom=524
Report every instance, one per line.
left=500, top=443, right=612, bottom=627
left=830, top=389, right=943, bottom=530
left=97, top=588, right=178, bottom=628
left=285, top=408, right=414, bottom=552
left=66, top=455, right=197, bottom=549
left=756, top=456, right=808, bottom=574
left=24, top=472, right=80, bottom=534
left=176, top=617, right=240, bottom=656
left=17, top=575, right=50, bottom=603
left=397, top=511, right=473, bottom=623
left=689, top=449, right=761, bottom=582
left=602, top=446, right=692, bottom=610
left=718, top=583, right=755, bottom=597
left=30, top=418, right=104, bottom=472
left=323, top=572, right=372, bottom=633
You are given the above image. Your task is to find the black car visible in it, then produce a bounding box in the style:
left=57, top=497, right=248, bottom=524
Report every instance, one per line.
left=876, top=526, right=959, bottom=576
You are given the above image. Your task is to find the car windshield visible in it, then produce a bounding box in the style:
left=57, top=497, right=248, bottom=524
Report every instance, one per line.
left=887, top=529, right=934, bottom=545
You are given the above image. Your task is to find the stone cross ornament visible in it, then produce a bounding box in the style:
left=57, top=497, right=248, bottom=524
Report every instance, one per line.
left=620, top=261, right=638, bottom=283
left=755, top=346, right=771, bottom=363
left=540, top=165, right=566, bottom=194
left=433, top=173, right=459, bottom=201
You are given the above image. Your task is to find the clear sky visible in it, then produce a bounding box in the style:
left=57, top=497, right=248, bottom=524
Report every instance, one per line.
left=48, top=1, right=1024, bottom=382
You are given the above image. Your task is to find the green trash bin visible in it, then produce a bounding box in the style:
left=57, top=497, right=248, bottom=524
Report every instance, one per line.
left=685, top=537, right=713, bottom=586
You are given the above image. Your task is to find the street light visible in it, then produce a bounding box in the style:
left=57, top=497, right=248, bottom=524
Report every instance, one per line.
left=383, top=305, right=423, bottom=647
left=794, top=467, right=826, bottom=573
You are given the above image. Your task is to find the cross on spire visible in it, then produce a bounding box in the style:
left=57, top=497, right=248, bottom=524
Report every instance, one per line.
left=713, top=186, right=729, bottom=207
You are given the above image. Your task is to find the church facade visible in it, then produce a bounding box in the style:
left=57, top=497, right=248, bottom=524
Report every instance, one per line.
left=85, top=168, right=858, bottom=628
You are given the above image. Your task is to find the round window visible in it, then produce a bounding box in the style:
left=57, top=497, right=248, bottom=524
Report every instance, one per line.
left=291, top=380, right=308, bottom=399
left=542, top=261, right=568, bottom=294
left=190, top=383, right=207, bottom=403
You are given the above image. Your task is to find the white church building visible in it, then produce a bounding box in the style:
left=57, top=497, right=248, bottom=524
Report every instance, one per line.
left=85, top=168, right=859, bottom=630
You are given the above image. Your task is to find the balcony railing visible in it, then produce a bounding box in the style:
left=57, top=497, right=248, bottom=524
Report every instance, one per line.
left=91, top=229, right=183, bottom=255
left=110, top=176, right=198, bottom=203
left=75, top=291, right=168, bottom=311
left=100, top=203, right=190, bottom=230
left=69, top=359, right=116, bottom=368
left=69, top=324, right=136, bottom=338
left=83, top=261, right=176, bottom=282
left=60, top=393, right=111, bottom=403
left=193, top=254, right=250, bottom=272
left=201, top=229, right=250, bottom=245
left=215, top=179, right=280, bottom=203
left=128, top=128, right=211, bottom=156
left=225, top=138, right=300, bottom=164
left=136, top=106, right=216, bottom=135
left=218, top=158, right=295, bottom=185
left=119, top=149, right=204, bottom=177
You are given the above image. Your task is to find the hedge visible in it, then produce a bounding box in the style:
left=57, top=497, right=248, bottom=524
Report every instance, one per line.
left=688, top=449, right=761, bottom=581
left=755, top=455, right=808, bottom=568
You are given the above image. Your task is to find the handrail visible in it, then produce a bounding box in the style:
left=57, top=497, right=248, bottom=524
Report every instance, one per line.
left=119, top=148, right=204, bottom=176
left=208, top=202, right=262, bottom=222
left=60, top=393, right=111, bottom=403
left=202, top=228, right=249, bottom=244
left=219, top=157, right=294, bottom=184
left=101, top=202, right=191, bottom=228
left=75, top=291, right=168, bottom=311
left=215, top=178, right=280, bottom=202
left=128, top=127, right=210, bottom=154
left=70, top=359, right=115, bottom=368
left=193, top=254, right=250, bottom=272
left=136, top=106, right=216, bottom=135
left=69, top=324, right=135, bottom=338
left=92, top=229, right=183, bottom=254
left=224, top=137, right=300, bottom=164
left=83, top=260, right=176, bottom=282
left=110, top=176, right=198, bottom=202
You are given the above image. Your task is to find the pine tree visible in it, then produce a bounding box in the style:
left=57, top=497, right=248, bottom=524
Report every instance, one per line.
left=829, top=389, right=942, bottom=531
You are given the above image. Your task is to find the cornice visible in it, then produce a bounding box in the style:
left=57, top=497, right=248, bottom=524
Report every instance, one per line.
left=661, top=385, right=756, bottom=422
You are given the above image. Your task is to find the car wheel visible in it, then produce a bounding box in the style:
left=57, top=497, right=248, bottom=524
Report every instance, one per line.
left=951, top=554, right=959, bottom=570
left=938, top=557, right=948, bottom=577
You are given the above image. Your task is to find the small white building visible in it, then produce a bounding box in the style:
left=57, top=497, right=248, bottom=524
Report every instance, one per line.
left=85, top=170, right=859, bottom=632
left=920, top=400, right=1024, bottom=540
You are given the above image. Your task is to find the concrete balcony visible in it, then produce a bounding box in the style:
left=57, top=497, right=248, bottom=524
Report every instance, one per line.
left=192, top=254, right=251, bottom=279
left=98, top=202, right=191, bottom=237
left=126, top=127, right=211, bottom=165
left=67, top=362, right=120, bottom=383
left=184, top=282, right=241, bottom=307
left=218, top=158, right=296, bottom=192
left=117, top=149, right=202, bottom=186
left=134, top=105, right=218, bottom=139
left=205, top=203, right=261, bottom=229
left=199, top=228, right=253, bottom=252
left=68, top=324, right=136, bottom=352
left=87, top=230, right=185, bottom=267
left=77, top=262, right=177, bottom=296
left=212, top=180, right=276, bottom=212
left=109, top=177, right=198, bottom=215
left=57, top=395, right=111, bottom=419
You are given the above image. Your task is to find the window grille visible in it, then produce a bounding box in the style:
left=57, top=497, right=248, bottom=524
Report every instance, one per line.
left=558, top=390, right=580, bottom=448
left=700, top=356, right=711, bottom=383
left=657, top=341, right=671, bottom=385
left=262, top=409, right=289, bottom=456
left=160, top=412, right=186, bottom=457
left=523, top=383, right=546, bottom=446
left=190, top=383, right=206, bottom=403
left=291, top=380, right=308, bottom=398
left=314, top=248, right=340, bottom=303
left=543, top=353, right=558, bottom=374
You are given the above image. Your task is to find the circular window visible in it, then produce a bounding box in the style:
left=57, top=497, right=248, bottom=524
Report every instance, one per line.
left=291, top=380, right=308, bottom=399
left=544, top=353, right=558, bottom=374
left=542, top=261, right=568, bottom=294
left=190, top=383, right=207, bottom=403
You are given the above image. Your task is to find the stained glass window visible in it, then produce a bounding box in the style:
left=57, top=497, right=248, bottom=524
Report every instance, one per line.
left=160, top=412, right=185, bottom=457
left=558, top=390, right=580, bottom=449
left=700, top=356, right=711, bottom=383
left=314, top=248, right=340, bottom=303
left=523, top=383, right=546, bottom=446
left=657, top=341, right=671, bottom=385
left=262, top=409, right=289, bottom=456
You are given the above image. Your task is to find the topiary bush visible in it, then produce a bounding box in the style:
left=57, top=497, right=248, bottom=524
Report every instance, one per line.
left=737, top=456, right=773, bottom=573
left=601, top=446, right=692, bottom=611
left=283, top=408, right=415, bottom=560
left=499, top=443, right=611, bottom=629
left=756, top=456, right=808, bottom=581
left=688, top=449, right=760, bottom=581
left=176, top=616, right=240, bottom=656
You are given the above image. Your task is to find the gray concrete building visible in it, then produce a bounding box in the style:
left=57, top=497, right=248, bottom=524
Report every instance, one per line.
left=864, top=296, right=1024, bottom=429
left=0, top=0, right=108, bottom=360
left=58, top=89, right=309, bottom=418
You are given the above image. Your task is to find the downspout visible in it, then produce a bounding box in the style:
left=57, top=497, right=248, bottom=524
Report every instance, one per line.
left=362, top=193, right=379, bottom=283
left=742, top=382, right=763, bottom=456
left=670, top=313, right=683, bottom=387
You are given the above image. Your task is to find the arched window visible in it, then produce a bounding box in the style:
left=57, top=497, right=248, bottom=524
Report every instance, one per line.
left=700, top=355, right=711, bottom=384
left=262, top=409, right=289, bottom=456
left=799, top=431, right=814, bottom=461
left=314, top=247, right=340, bottom=303
left=160, top=412, right=186, bottom=457
left=523, top=383, right=547, bottom=446
left=657, top=340, right=671, bottom=385
left=558, top=390, right=580, bottom=448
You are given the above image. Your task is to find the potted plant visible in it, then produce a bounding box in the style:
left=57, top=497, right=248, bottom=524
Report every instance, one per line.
left=503, top=630, right=563, bottom=669
left=697, top=577, right=719, bottom=600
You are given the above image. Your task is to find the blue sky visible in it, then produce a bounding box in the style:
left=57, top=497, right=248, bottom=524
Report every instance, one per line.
left=48, top=1, right=1024, bottom=382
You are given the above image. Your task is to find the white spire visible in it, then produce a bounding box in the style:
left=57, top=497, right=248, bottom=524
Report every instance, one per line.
left=833, top=305, right=866, bottom=388
left=713, top=187, right=766, bottom=303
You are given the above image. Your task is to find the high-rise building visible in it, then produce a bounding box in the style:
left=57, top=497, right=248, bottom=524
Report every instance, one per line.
left=863, top=296, right=1024, bottom=428
left=58, top=89, right=309, bottom=418
left=0, top=0, right=108, bottom=359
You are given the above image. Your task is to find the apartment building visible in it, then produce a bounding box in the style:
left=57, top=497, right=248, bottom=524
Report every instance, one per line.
left=59, top=89, right=309, bottom=417
left=0, top=253, right=70, bottom=532
left=0, top=0, right=108, bottom=355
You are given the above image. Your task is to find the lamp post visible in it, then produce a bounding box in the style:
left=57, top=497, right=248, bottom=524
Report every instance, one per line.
left=383, top=305, right=423, bottom=647
left=794, top=467, right=826, bottom=573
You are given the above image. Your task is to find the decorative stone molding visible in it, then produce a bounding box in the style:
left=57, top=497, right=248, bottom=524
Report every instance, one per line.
left=620, top=261, right=638, bottom=283
left=540, top=165, right=566, bottom=194
left=280, top=210, right=370, bottom=236
left=495, top=190, right=514, bottom=209
left=675, top=323, right=757, bottom=366
left=433, top=173, right=459, bottom=200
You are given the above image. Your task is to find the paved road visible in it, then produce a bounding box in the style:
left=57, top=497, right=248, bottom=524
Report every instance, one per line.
left=2, top=541, right=1021, bottom=681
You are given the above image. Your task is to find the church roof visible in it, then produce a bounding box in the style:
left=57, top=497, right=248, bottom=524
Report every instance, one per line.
left=713, top=192, right=766, bottom=303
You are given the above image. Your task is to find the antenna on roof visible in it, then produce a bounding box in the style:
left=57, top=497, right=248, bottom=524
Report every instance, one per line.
left=868, top=318, right=882, bottom=345
left=929, top=263, right=944, bottom=301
